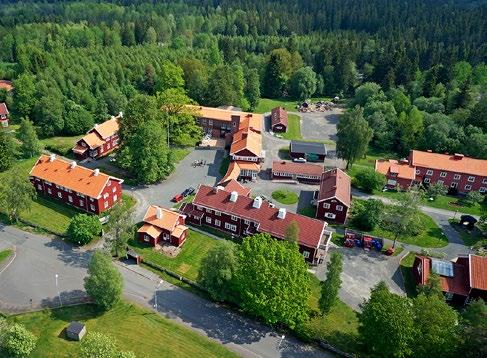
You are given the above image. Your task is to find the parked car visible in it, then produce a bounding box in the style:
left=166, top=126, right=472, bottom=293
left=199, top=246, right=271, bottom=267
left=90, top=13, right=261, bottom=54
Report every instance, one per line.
left=182, top=187, right=195, bottom=197
left=293, top=157, right=307, bottom=163
left=172, top=194, right=184, bottom=203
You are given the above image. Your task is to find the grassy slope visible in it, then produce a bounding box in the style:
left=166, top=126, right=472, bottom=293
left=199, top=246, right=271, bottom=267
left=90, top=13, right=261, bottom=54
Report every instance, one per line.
left=9, top=301, right=237, bottom=358
left=129, top=229, right=223, bottom=281
left=41, top=135, right=83, bottom=156
left=399, top=253, right=417, bottom=298
left=271, top=189, right=299, bottom=204
left=279, top=114, right=301, bottom=140
left=255, top=98, right=331, bottom=114
left=305, top=275, right=360, bottom=353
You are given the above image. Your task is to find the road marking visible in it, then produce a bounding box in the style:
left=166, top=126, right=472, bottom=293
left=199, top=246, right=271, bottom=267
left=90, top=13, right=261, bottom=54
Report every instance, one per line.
left=0, top=247, right=16, bottom=276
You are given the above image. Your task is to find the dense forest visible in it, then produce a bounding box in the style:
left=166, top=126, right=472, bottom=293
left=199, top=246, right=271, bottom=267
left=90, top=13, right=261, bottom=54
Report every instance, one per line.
left=0, top=0, right=486, bottom=162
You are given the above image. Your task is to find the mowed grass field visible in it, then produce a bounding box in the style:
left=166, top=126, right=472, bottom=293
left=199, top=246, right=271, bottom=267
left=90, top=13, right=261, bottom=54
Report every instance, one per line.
left=279, top=114, right=302, bottom=140
left=8, top=301, right=237, bottom=358
left=129, top=229, right=223, bottom=281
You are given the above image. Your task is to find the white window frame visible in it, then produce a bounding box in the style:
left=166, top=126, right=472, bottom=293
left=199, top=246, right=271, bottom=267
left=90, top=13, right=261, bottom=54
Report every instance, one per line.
left=336, top=205, right=343, bottom=212
left=205, top=216, right=212, bottom=224
left=482, top=178, right=487, bottom=184
left=465, top=184, right=472, bottom=191
left=454, top=174, right=461, bottom=180
left=244, top=219, right=250, bottom=225
left=104, top=201, right=108, bottom=209
left=324, top=212, right=336, bottom=219
left=144, top=235, right=150, bottom=243
left=231, top=215, right=238, bottom=221
left=79, top=200, right=84, bottom=206
left=437, top=180, right=444, bottom=185
left=113, top=194, right=118, bottom=202
left=302, top=251, right=310, bottom=259
left=206, top=208, right=212, bottom=213
left=57, top=192, right=62, bottom=198
left=68, top=195, right=73, bottom=203
left=37, top=184, right=42, bottom=190
left=48, top=188, right=52, bottom=194
left=479, top=187, right=486, bottom=193
left=90, top=204, right=95, bottom=211
left=215, top=219, right=221, bottom=227
left=424, top=178, right=431, bottom=184
left=415, top=169, right=420, bottom=175
left=323, top=203, right=330, bottom=209
left=112, top=187, right=116, bottom=193
left=468, top=176, right=475, bottom=182
left=426, top=170, right=433, bottom=176
left=214, top=210, right=221, bottom=216
left=440, top=172, right=447, bottom=178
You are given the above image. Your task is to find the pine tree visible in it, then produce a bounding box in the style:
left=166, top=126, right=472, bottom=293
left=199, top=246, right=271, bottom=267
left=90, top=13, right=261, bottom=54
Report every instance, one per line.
left=319, top=251, right=343, bottom=314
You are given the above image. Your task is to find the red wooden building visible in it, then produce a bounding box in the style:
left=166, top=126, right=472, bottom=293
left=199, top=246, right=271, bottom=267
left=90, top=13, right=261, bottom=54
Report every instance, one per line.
left=0, top=102, right=9, bottom=127
left=376, top=150, right=487, bottom=194
left=72, top=114, right=121, bottom=160
left=270, top=107, right=288, bottom=132
left=29, top=154, right=123, bottom=215
left=271, top=160, right=323, bottom=184
left=137, top=205, right=188, bottom=247
left=315, top=168, right=351, bottom=224
left=180, top=185, right=331, bottom=264
left=413, top=254, right=487, bottom=304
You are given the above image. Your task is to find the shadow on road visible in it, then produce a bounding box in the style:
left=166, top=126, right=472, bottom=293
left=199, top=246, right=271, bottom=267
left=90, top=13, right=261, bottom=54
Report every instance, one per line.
left=44, top=239, right=92, bottom=268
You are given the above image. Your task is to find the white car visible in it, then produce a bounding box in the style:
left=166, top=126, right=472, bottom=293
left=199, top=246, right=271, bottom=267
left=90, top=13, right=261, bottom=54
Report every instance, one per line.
left=293, top=157, right=307, bottom=163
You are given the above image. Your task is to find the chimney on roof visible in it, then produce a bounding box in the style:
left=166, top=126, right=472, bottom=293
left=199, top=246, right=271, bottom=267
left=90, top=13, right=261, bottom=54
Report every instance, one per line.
left=70, top=161, right=77, bottom=169
left=253, top=196, right=262, bottom=209
left=49, top=153, right=56, bottom=162
left=277, top=208, right=286, bottom=219
left=230, top=191, right=238, bottom=202
left=156, top=207, right=162, bottom=219
left=93, top=169, right=100, bottom=176
left=454, top=153, right=464, bottom=159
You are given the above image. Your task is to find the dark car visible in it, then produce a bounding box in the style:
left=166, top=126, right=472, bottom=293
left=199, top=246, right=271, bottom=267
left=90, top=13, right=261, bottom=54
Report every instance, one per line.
left=182, top=187, right=195, bottom=197
left=172, top=194, right=184, bottom=203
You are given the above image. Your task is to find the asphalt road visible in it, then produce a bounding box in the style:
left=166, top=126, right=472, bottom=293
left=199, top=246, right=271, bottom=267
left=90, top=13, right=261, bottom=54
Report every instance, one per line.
left=119, top=261, right=333, bottom=358
left=0, top=224, right=90, bottom=312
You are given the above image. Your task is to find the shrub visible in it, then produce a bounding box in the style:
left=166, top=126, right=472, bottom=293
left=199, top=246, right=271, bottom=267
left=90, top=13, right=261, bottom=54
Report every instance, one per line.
left=351, top=199, right=384, bottom=231
left=1, top=323, right=37, bottom=357
left=352, top=168, right=385, bottom=193
left=67, top=214, right=102, bottom=245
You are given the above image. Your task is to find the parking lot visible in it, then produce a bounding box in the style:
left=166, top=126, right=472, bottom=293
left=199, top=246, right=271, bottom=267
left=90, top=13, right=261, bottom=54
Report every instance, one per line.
left=315, top=246, right=406, bottom=310
left=300, top=108, right=343, bottom=142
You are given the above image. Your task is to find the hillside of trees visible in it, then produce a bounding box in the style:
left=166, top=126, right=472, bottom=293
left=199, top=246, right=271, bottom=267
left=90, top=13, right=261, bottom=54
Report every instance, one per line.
left=0, top=0, right=486, bottom=160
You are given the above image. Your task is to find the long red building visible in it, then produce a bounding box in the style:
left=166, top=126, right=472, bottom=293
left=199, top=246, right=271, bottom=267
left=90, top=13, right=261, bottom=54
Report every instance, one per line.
left=376, top=150, right=487, bottom=194
left=30, top=154, right=123, bottom=214
left=180, top=184, right=331, bottom=264
left=72, top=114, right=121, bottom=160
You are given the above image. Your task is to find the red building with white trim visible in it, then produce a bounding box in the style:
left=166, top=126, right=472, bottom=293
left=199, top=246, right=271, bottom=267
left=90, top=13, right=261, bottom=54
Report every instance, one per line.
left=413, top=254, right=487, bottom=304
left=315, top=168, right=351, bottom=224
left=376, top=150, right=487, bottom=194
left=271, top=161, right=323, bottom=184
left=72, top=114, right=121, bottom=160
left=270, top=107, right=288, bottom=132
left=0, top=102, right=9, bottom=127
left=137, top=205, right=188, bottom=247
left=29, top=154, right=123, bottom=215
left=180, top=185, right=331, bottom=264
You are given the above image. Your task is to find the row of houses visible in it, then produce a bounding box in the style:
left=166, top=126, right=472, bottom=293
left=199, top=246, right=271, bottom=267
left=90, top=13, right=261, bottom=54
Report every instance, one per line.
left=376, top=150, right=487, bottom=194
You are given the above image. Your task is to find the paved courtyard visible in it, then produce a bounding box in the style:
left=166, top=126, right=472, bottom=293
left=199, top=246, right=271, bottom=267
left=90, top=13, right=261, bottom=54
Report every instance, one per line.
left=315, top=245, right=406, bottom=310
left=300, top=108, right=343, bottom=142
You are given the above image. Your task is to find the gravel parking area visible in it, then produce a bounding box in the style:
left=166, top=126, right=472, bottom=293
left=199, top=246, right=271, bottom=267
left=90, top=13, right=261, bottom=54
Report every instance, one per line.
left=315, top=246, right=406, bottom=310
left=300, top=108, right=343, bottom=142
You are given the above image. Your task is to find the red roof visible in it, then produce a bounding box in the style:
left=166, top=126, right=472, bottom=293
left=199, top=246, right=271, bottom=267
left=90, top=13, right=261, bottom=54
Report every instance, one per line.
left=415, top=256, right=470, bottom=296
left=410, top=150, right=487, bottom=177
left=318, top=168, right=351, bottom=207
left=192, top=185, right=327, bottom=249
left=0, top=80, right=13, bottom=91
left=0, top=103, right=8, bottom=116
left=272, top=161, right=323, bottom=177
left=219, top=179, right=251, bottom=197
left=271, top=107, right=288, bottom=128
left=375, top=159, right=416, bottom=180
left=469, top=254, right=487, bottom=291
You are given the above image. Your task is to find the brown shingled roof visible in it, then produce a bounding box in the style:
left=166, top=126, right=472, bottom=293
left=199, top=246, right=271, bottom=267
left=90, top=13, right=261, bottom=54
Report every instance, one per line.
left=192, top=185, right=327, bottom=249
left=317, top=168, right=351, bottom=207
left=271, top=107, right=288, bottom=127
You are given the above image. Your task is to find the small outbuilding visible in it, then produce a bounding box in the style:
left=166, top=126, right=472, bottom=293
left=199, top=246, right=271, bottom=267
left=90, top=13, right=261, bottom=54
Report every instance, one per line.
left=270, top=107, right=288, bottom=133
left=289, top=140, right=326, bottom=162
left=0, top=102, right=9, bottom=127
left=66, top=321, right=86, bottom=341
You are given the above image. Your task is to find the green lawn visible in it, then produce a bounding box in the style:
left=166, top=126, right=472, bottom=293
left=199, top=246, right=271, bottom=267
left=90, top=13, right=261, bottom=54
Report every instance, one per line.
left=350, top=199, right=448, bottom=248
left=271, top=189, right=299, bottom=204
left=400, top=252, right=417, bottom=297
left=0, top=249, right=13, bottom=264
left=8, top=301, right=237, bottom=358
left=304, top=275, right=360, bottom=353
left=449, top=220, right=487, bottom=248
left=299, top=206, right=317, bottom=218
left=279, top=114, right=302, bottom=140
left=255, top=97, right=331, bottom=114
left=129, top=229, right=224, bottom=281
left=172, top=147, right=191, bottom=163
left=41, top=135, right=83, bottom=156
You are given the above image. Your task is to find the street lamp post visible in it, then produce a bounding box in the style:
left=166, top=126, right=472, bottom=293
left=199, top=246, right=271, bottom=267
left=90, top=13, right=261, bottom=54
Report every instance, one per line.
left=55, top=274, right=63, bottom=307
left=154, top=280, right=163, bottom=311
left=278, top=335, right=285, bottom=349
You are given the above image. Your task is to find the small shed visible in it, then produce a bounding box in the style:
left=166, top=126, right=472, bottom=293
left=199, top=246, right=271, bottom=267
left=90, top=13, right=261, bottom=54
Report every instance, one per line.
left=460, top=215, right=477, bottom=230
left=66, top=321, right=86, bottom=341
left=289, top=140, right=327, bottom=162
left=127, top=249, right=142, bottom=265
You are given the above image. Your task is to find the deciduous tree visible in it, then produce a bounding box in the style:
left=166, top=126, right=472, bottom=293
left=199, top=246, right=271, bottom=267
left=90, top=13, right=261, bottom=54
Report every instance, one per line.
left=18, top=118, right=42, bottom=158
left=336, top=106, right=373, bottom=169
left=351, top=199, right=384, bottom=231
left=80, top=332, right=117, bottom=358
left=0, top=323, right=37, bottom=357
left=84, top=251, right=123, bottom=310
left=319, top=251, right=343, bottom=314
left=460, top=299, right=487, bottom=358
left=0, top=130, right=16, bottom=172
left=104, top=202, right=135, bottom=257
left=67, top=214, right=102, bottom=245
left=289, top=66, right=317, bottom=100
left=352, top=167, right=385, bottom=193
left=234, top=233, right=310, bottom=328
left=0, top=168, right=36, bottom=222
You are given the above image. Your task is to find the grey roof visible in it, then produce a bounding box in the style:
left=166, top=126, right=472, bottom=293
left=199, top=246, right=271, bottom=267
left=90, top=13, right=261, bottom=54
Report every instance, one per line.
left=67, top=321, right=85, bottom=334
left=290, top=141, right=327, bottom=155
